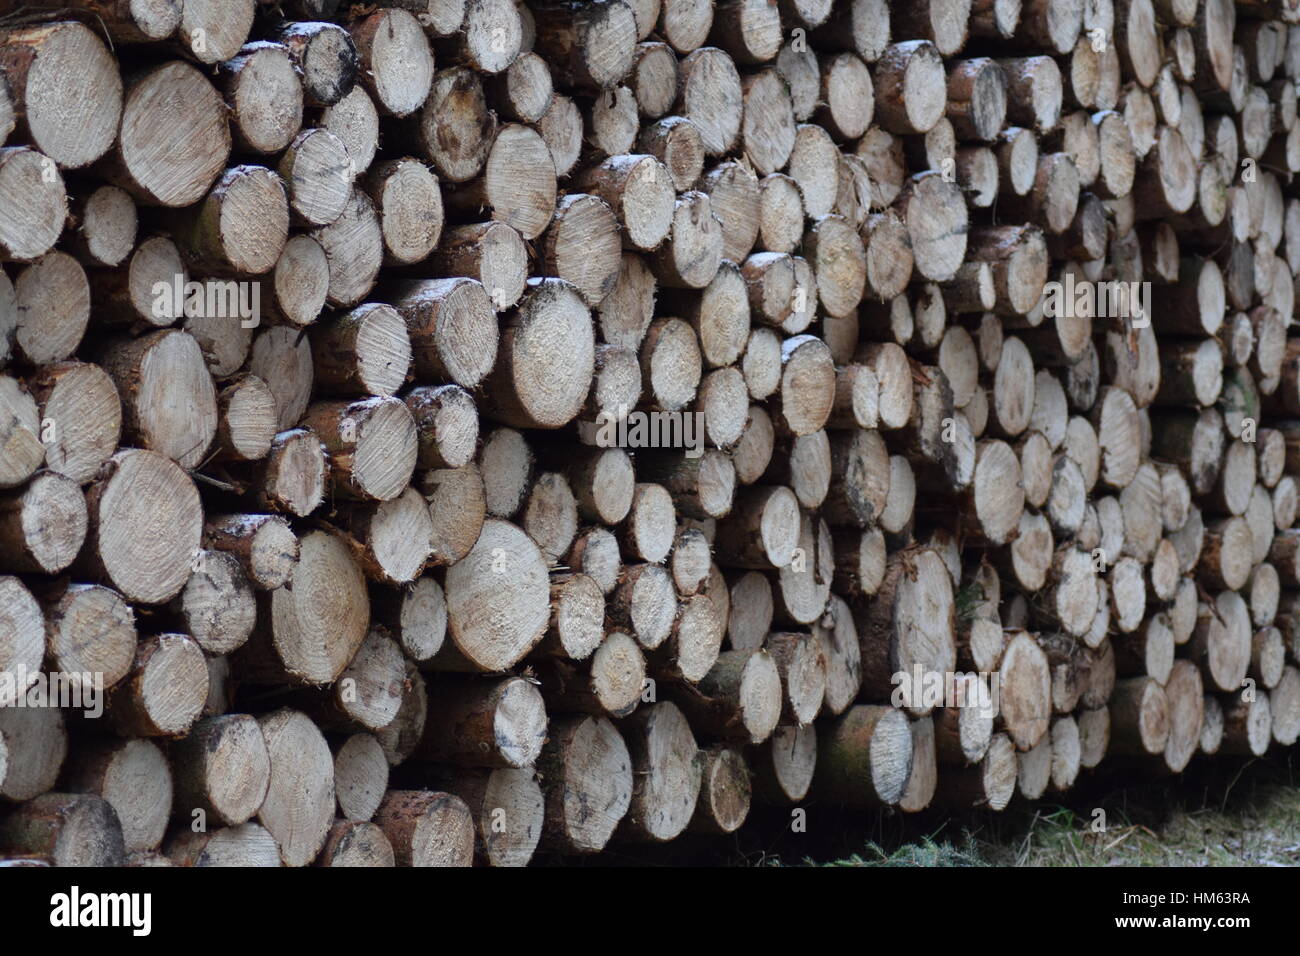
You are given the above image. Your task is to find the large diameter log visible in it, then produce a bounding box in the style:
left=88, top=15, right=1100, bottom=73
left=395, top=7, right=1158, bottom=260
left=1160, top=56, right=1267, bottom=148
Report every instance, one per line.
left=814, top=705, right=914, bottom=807
left=78, top=450, right=203, bottom=605
left=854, top=548, right=956, bottom=712
left=539, top=714, right=633, bottom=853
left=108, top=61, right=231, bottom=207
left=256, top=708, right=335, bottom=867
left=171, top=714, right=271, bottom=827
left=442, top=519, right=550, bottom=671
left=243, top=528, right=370, bottom=685
left=99, top=329, right=218, bottom=470
left=997, top=630, right=1052, bottom=750
left=0, top=22, right=123, bottom=170
left=620, top=701, right=701, bottom=842
left=482, top=278, right=595, bottom=429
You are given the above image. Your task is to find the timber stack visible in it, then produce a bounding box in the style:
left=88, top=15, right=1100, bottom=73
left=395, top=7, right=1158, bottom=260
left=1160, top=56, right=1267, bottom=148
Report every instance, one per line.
left=0, top=0, right=1298, bottom=867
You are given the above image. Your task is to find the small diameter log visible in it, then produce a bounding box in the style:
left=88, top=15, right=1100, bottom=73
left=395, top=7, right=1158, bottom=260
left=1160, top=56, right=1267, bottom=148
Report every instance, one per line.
left=172, top=550, right=256, bottom=655
left=334, top=733, right=388, bottom=822
left=389, top=277, right=498, bottom=389
left=317, top=821, right=394, bottom=867
left=895, top=172, right=968, bottom=283
left=765, top=631, right=827, bottom=727
left=41, top=583, right=136, bottom=691
left=271, top=21, right=358, bottom=107
left=934, top=677, right=995, bottom=766
left=374, top=790, right=475, bottom=866
left=1162, top=660, right=1205, bottom=773
left=652, top=190, right=724, bottom=289
left=482, top=278, right=595, bottom=429
left=351, top=9, right=435, bottom=117
left=99, top=329, right=219, bottom=471
left=1109, top=676, right=1170, bottom=756
left=689, top=746, right=752, bottom=834
left=714, top=485, right=800, bottom=569
left=448, top=123, right=557, bottom=240
left=254, top=428, right=328, bottom=519
left=538, top=572, right=604, bottom=659
left=417, top=676, right=547, bottom=769
left=578, top=155, right=675, bottom=252
left=751, top=722, right=817, bottom=804
left=0, top=793, right=125, bottom=867
left=29, top=361, right=121, bottom=486
left=213, top=376, right=277, bottom=464
left=300, top=397, right=417, bottom=502
left=0, top=701, right=66, bottom=802
left=668, top=648, right=782, bottom=744
left=996, top=630, right=1053, bottom=750
left=432, top=767, right=544, bottom=867
left=366, top=159, right=445, bottom=266
left=937, top=732, right=1017, bottom=810
left=242, top=528, right=369, bottom=686
left=166, top=823, right=281, bottom=867
left=0, top=472, right=85, bottom=575
left=532, top=0, right=638, bottom=90
left=1220, top=689, right=1272, bottom=757
left=205, top=514, right=299, bottom=591
left=107, top=633, right=208, bottom=738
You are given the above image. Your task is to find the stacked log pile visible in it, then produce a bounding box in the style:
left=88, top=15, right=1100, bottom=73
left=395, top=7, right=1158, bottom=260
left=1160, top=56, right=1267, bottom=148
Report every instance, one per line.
left=0, top=0, right=1299, bottom=867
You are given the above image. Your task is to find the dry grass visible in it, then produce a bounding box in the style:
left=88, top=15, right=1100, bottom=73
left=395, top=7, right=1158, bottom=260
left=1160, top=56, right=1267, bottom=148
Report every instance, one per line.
left=760, top=754, right=1300, bottom=867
